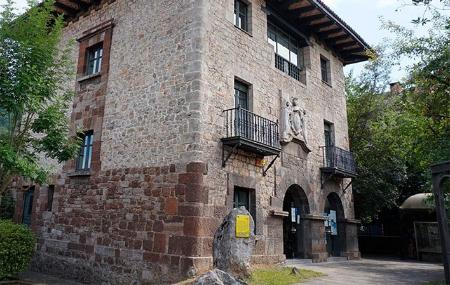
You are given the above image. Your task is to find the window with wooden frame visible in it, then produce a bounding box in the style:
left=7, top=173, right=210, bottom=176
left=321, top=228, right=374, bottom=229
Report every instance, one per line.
left=76, top=131, right=94, bottom=171
left=320, top=56, right=331, bottom=84
left=234, top=0, right=249, bottom=31
left=86, top=43, right=103, bottom=75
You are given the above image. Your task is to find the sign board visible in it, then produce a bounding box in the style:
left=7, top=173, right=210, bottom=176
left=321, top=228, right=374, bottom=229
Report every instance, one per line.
left=236, top=215, right=250, bottom=238
left=329, top=210, right=337, bottom=236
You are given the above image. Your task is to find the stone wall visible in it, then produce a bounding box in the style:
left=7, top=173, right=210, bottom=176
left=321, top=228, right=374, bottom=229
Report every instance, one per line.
left=30, top=162, right=215, bottom=284
left=200, top=0, right=356, bottom=262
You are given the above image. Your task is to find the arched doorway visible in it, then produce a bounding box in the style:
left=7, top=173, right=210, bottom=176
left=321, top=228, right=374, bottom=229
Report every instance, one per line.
left=283, top=185, right=310, bottom=259
left=324, top=192, right=345, bottom=257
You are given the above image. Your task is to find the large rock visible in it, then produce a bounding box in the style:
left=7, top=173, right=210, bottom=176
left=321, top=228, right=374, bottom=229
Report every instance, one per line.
left=192, top=269, right=247, bottom=285
left=213, top=207, right=255, bottom=278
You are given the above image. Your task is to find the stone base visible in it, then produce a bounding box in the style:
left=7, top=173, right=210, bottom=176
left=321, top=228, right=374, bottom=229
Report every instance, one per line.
left=344, top=251, right=361, bottom=260
left=251, top=254, right=286, bottom=265
left=311, top=252, right=328, bottom=263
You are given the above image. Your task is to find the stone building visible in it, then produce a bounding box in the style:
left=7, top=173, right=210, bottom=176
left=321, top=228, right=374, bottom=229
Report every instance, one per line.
left=9, top=0, right=370, bottom=283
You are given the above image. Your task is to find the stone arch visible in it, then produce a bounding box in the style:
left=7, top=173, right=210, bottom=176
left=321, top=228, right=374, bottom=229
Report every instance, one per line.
left=282, top=184, right=310, bottom=259
left=324, top=192, right=346, bottom=257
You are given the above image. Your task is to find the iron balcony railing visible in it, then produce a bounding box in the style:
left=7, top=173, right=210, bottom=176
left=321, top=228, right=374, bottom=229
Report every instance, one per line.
left=223, top=107, right=281, bottom=150
left=321, top=145, right=357, bottom=176
left=275, top=53, right=301, bottom=81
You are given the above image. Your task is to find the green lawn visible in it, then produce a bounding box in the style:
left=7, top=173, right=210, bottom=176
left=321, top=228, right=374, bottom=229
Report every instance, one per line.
left=247, top=266, right=324, bottom=285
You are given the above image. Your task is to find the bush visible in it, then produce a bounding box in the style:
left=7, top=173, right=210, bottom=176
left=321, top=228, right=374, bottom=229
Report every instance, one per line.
left=0, top=220, right=36, bottom=280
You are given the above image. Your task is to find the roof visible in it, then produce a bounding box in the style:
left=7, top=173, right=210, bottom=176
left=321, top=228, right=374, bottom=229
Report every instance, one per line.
left=53, top=0, right=107, bottom=19
left=55, top=0, right=372, bottom=65
left=399, top=193, right=434, bottom=210
left=267, top=0, right=372, bottom=65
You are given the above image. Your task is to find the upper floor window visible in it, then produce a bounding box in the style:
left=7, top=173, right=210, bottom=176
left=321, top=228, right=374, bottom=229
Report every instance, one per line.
left=76, top=131, right=94, bottom=171
left=234, top=80, right=249, bottom=110
left=234, top=0, right=249, bottom=31
left=234, top=186, right=256, bottom=232
left=321, top=56, right=331, bottom=84
left=47, top=185, right=54, bottom=212
left=268, top=21, right=304, bottom=81
left=86, top=44, right=103, bottom=75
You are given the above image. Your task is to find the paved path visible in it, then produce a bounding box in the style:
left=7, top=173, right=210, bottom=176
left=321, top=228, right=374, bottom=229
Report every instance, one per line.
left=287, top=258, right=444, bottom=285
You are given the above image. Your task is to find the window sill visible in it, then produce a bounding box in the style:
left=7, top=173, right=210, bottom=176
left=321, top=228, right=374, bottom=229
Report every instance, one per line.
left=322, top=80, right=332, bottom=88
left=67, top=170, right=91, bottom=177
left=234, top=25, right=252, bottom=37
left=77, top=72, right=101, bottom=83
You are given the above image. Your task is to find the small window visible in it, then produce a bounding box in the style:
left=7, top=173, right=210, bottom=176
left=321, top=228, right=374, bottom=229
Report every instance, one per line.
left=324, top=121, right=334, bottom=146
left=86, top=44, right=103, bottom=75
left=233, top=187, right=256, bottom=230
left=234, top=0, right=248, bottom=31
left=234, top=80, right=249, bottom=110
left=321, top=56, right=330, bottom=84
left=76, top=131, right=94, bottom=170
left=47, top=185, right=54, bottom=212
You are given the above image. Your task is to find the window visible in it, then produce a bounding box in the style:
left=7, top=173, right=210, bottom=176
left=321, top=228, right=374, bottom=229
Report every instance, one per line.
left=47, top=185, right=54, bottom=212
left=234, top=80, right=249, bottom=110
left=268, top=21, right=304, bottom=80
left=76, top=131, right=94, bottom=170
left=321, top=56, right=331, bottom=84
left=324, top=122, right=334, bottom=167
left=324, top=122, right=334, bottom=146
left=22, top=187, right=34, bottom=227
left=86, top=44, right=103, bottom=75
left=233, top=187, right=256, bottom=230
left=234, top=0, right=248, bottom=31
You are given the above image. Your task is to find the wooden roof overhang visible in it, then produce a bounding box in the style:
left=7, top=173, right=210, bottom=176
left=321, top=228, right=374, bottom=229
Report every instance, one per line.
left=266, top=0, right=372, bottom=65
left=53, top=0, right=112, bottom=21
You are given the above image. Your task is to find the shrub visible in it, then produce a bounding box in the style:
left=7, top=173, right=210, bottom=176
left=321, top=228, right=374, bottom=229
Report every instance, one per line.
left=0, top=220, right=36, bottom=280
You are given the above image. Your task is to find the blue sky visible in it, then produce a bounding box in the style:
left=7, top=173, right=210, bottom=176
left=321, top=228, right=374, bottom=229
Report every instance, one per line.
left=3, top=0, right=444, bottom=82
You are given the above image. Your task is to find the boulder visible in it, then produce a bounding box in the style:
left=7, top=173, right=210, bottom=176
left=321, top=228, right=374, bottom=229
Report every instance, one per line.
left=191, top=269, right=247, bottom=285
left=213, top=207, right=255, bottom=278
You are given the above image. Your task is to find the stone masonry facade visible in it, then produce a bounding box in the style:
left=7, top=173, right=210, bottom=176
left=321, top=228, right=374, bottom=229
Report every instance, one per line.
left=8, top=0, right=366, bottom=284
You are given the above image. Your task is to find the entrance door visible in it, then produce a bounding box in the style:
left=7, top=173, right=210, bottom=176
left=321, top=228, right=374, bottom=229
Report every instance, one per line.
left=283, top=185, right=310, bottom=259
left=324, top=193, right=345, bottom=257
left=22, top=187, right=34, bottom=226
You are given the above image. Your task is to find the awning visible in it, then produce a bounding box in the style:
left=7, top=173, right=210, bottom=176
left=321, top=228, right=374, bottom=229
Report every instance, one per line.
left=400, top=193, right=434, bottom=210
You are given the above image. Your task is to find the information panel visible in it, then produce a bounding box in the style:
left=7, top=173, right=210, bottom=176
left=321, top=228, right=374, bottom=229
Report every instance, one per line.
left=235, top=215, right=250, bottom=238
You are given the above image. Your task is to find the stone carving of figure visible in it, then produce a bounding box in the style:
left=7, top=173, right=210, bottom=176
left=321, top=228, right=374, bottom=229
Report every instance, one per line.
left=281, top=99, right=293, bottom=142
left=280, top=97, right=308, bottom=145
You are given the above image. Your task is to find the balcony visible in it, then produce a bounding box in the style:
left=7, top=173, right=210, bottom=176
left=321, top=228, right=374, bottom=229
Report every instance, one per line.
left=222, top=107, right=281, bottom=158
left=275, top=53, right=302, bottom=81
left=320, top=145, right=357, bottom=178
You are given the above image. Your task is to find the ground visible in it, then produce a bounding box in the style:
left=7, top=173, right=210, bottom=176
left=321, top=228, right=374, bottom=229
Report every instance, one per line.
left=16, top=257, right=445, bottom=284
left=288, top=257, right=444, bottom=285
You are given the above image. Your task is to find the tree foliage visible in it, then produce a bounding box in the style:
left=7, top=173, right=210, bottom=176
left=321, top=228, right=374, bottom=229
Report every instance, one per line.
left=348, top=2, right=450, bottom=222
left=0, top=0, right=80, bottom=194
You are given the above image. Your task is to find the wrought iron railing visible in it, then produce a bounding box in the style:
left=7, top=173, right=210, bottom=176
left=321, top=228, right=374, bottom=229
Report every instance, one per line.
left=321, top=145, right=357, bottom=175
left=223, top=107, right=280, bottom=149
left=275, top=53, right=301, bottom=81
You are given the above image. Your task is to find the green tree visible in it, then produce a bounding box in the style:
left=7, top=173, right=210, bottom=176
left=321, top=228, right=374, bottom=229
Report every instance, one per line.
left=349, top=1, right=450, bottom=222
left=0, top=0, right=80, bottom=194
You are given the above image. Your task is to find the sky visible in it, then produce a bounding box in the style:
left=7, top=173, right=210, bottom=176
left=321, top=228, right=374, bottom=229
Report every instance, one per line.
left=2, top=0, right=446, bottom=82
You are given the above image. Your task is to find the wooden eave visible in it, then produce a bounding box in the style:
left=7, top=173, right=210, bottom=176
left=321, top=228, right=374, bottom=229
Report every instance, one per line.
left=54, top=0, right=111, bottom=21
left=267, top=0, right=372, bottom=65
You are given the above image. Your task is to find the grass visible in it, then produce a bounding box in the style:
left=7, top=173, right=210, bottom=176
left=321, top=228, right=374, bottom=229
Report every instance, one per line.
left=246, top=266, right=324, bottom=285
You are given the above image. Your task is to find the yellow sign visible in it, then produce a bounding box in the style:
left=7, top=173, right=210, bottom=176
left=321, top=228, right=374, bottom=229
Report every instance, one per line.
left=235, top=215, right=250, bottom=238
